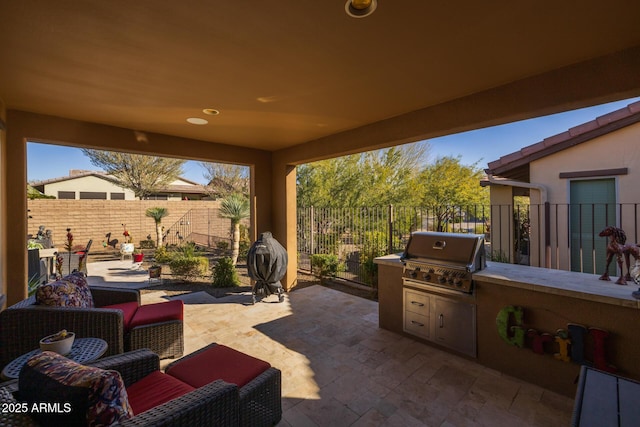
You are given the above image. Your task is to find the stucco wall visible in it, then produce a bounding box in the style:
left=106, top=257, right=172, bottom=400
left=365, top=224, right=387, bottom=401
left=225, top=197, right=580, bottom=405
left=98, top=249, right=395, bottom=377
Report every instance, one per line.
left=528, top=122, right=640, bottom=270
left=530, top=122, right=640, bottom=204
left=43, top=175, right=136, bottom=200
left=26, top=199, right=232, bottom=251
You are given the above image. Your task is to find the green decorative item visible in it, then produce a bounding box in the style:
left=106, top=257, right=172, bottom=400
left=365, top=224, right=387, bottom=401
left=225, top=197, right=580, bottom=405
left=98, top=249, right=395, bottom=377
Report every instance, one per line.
left=496, top=305, right=525, bottom=348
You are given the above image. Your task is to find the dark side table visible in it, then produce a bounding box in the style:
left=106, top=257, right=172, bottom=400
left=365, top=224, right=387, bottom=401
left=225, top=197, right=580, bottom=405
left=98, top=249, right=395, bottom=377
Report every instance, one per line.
left=1, top=337, right=108, bottom=380
left=572, top=365, right=640, bottom=426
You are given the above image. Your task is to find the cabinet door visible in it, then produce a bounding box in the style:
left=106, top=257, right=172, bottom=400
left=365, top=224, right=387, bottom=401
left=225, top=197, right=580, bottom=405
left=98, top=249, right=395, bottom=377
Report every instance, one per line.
left=434, top=297, right=476, bottom=357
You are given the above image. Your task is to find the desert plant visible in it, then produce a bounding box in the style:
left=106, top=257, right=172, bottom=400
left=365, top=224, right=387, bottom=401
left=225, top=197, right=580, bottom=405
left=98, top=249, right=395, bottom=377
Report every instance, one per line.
left=359, top=231, right=388, bottom=285
left=219, top=193, right=250, bottom=265
left=168, top=255, right=209, bottom=281
left=153, top=246, right=173, bottom=264
left=310, top=254, right=342, bottom=285
left=145, top=207, right=169, bottom=248
left=212, top=257, right=241, bottom=288
left=490, top=249, right=509, bottom=263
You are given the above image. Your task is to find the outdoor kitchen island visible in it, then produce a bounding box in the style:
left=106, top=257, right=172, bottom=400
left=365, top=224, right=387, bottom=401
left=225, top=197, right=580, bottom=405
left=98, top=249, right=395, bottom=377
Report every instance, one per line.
left=375, top=254, right=640, bottom=397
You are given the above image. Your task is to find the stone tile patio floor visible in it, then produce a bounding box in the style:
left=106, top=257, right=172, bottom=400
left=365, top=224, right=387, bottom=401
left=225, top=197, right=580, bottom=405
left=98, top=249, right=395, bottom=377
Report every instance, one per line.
left=88, top=261, right=573, bottom=426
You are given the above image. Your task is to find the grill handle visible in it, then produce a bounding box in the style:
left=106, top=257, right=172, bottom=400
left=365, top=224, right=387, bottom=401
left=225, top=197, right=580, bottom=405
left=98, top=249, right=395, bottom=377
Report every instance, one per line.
left=433, top=240, right=446, bottom=250
left=411, top=301, right=424, bottom=307
left=439, top=314, right=444, bottom=328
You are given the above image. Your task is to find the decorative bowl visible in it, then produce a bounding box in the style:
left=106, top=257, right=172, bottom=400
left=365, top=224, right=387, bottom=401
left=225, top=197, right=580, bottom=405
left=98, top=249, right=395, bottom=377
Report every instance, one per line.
left=39, top=331, right=75, bottom=355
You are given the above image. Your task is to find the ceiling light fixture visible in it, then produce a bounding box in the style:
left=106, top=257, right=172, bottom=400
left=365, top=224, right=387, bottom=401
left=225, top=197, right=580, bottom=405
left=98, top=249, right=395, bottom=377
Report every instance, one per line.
left=186, top=117, right=208, bottom=125
left=345, top=0, right=377, bottom=18
left=202, top=108, right=220, bottom=116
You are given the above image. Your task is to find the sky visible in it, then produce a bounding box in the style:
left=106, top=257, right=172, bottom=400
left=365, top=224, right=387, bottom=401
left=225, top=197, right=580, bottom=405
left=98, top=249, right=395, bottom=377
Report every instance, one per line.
left=27, top=96, right=640, bottom=184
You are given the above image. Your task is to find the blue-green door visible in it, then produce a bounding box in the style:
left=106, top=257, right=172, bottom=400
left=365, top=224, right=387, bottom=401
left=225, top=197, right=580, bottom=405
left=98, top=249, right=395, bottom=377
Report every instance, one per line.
left=570, top=179, right=616, bottom=274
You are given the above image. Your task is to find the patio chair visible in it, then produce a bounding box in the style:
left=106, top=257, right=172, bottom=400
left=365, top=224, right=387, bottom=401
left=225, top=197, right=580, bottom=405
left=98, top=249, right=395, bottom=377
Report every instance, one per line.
left=0, top=275, right=184, bottom=371
left=0, top=349, right=240, bottom=426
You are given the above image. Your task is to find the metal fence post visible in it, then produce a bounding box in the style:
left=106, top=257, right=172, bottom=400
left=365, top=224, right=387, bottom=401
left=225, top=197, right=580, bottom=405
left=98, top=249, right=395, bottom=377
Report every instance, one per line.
left=388, top=204, right=394, bottom=254
left=310, top=206, right=315, bottom=255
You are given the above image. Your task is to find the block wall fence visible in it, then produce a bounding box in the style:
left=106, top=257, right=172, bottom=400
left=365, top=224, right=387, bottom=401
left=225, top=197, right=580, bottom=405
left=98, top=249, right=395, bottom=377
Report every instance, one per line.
left=26, top=200, right=234, bottom=250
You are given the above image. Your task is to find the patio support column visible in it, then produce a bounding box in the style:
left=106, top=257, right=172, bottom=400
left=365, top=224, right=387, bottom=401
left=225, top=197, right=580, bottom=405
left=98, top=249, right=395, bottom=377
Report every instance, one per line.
left=271, top=158, right=297, bottom=291
left=2, top=111, right=28, bottom=305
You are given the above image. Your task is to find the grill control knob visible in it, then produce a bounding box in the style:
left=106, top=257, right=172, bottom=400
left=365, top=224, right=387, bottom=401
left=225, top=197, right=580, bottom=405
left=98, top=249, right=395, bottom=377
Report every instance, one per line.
left=422, top=273, right=431, bottom=281
left=438, top=276, right=446, bottom=284
left=454, top=279, right=463, bottom=287
left=410, top=268, right=420, bottom=279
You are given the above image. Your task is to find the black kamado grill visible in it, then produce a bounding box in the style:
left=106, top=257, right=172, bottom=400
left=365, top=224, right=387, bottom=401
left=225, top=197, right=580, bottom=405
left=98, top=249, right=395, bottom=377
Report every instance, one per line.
left=247, top=232, right=288, bottom=304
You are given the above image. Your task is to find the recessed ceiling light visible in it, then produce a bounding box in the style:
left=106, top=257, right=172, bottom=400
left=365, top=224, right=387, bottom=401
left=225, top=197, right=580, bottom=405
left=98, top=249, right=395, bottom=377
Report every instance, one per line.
left=345, top=0, right=377, bottom=18
left=202, top=108, right=220, bottom=116
left=186, top=117, right=208, bottom=125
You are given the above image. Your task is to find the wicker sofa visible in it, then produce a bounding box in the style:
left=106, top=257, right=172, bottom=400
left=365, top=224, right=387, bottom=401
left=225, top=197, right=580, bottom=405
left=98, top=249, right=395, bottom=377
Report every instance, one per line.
left=0, top=349, right=240, bottom=426
left=0, top=286, right=183, bottom=371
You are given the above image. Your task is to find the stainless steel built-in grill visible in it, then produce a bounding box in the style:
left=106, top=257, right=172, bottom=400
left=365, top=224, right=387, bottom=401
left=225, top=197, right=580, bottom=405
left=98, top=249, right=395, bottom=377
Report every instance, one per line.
left=401, top=231, right=486, bottom=294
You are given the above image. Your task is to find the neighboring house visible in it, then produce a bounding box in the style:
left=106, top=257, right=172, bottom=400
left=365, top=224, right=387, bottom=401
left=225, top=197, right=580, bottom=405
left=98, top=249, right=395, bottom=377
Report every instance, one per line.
left=484, top=101, right=640, bottom=276
left=31, top=170, right=210, bottom=201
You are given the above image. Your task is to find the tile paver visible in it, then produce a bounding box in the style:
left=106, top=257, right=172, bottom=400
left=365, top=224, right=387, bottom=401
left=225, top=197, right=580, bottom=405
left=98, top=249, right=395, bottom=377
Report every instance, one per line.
left=89, top=260, right=574, bottom=426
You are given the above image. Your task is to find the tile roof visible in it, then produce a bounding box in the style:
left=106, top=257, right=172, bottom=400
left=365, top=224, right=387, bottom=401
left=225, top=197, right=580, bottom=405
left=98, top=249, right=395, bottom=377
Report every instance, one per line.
left=486, top=100, right=640, bottom=176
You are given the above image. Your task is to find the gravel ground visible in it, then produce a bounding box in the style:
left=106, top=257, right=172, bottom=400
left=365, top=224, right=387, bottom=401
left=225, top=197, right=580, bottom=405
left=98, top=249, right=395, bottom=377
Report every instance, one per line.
left=139, top=266, right=377, bottom=301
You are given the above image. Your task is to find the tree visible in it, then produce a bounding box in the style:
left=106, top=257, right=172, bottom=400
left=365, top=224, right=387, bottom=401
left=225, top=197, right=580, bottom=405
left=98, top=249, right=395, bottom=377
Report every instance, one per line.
left=81, top=150, right=186, bottom=199
left=417, top=156, right=488, bottom=231
left=296, top=142, right=429, bottom=207
left=201, top=162, right=249, bottom=198
left=219, top=193, right=250, bottom=265
left=145, top=207, right=169, bottom=248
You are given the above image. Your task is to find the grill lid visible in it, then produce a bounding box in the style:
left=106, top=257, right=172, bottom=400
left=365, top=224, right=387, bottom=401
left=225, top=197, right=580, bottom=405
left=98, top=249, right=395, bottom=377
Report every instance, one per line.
left=401, top=231, right=486, bottom=271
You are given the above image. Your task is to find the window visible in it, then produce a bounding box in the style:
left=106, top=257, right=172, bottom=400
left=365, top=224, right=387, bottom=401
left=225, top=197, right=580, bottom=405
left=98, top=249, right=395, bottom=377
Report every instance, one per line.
left=79, top=192, right=107, bottom=200
left=110, top=193, right=125, bottom=200
left=58, top=191, right=75, bottom=199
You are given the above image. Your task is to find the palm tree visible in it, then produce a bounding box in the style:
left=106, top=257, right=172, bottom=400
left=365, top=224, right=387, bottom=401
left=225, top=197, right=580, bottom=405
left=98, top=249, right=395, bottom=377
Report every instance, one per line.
left=145, top=207, right=169, bottom=248
left=219, top=193, right=250, bottom=265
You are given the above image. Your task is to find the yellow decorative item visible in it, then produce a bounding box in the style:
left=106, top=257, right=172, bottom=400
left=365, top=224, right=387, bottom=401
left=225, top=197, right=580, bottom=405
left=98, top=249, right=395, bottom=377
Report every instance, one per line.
left=39, top=330, right=75, bottom=355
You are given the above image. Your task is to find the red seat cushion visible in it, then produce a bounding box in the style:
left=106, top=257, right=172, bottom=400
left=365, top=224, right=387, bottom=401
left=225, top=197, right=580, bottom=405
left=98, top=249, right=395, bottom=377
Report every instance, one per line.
left=166, top=344, right=271, bottom=388
left=103, top=301, right=139, bottom=332
left=130, top=300, right=184, bottom=329
left=126, top=371, right=194, bottom=415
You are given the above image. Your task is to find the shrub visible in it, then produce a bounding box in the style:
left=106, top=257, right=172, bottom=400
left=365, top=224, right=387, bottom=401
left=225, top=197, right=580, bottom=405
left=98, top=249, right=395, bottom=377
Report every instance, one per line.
left=153, top=246, right=173, bottom=264
left=310, top=254, right=342, bottom=285
left=169, top=255, right=209, bottom=281
left=212, top=257, right=241, bottom=288
left=216, top=240, right=229, bottom=252
left=139, top=239, right=156, bottom=249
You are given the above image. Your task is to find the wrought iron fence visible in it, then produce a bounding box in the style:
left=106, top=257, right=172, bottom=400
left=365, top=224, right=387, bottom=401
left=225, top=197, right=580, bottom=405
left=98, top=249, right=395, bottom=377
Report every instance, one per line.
left=297, top=203, right=640, bottom=287
left=297, top=205, right=491, bottom=286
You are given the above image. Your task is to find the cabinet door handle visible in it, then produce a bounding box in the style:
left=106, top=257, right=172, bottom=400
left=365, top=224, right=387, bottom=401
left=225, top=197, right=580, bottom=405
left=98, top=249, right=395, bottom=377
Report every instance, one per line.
left=439, top=314, right=444, bottom=328
left=411, top=301, right=424, bottom=307
left=411, top=320, right=425, bottom=327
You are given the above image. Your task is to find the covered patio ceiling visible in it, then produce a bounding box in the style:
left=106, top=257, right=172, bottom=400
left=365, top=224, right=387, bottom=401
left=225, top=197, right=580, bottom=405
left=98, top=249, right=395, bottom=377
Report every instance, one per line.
left=1, top=1, right=640, bottom=160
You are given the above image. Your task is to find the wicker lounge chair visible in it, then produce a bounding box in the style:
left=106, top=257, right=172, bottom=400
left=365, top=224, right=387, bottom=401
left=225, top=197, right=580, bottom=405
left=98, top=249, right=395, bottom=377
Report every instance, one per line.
left=0, top=349, right=240, bottom=426
left=0, top=287, right=184, bottom=372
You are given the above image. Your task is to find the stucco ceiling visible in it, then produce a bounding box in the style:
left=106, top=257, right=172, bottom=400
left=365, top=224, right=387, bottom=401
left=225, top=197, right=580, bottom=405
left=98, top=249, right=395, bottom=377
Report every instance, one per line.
left=1, top=1, right=640, bottom=152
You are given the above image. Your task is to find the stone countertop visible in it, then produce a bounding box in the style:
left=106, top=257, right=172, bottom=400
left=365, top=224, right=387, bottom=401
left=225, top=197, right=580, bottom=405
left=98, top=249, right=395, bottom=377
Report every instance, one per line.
left=375, top=254, right=640, bottom=309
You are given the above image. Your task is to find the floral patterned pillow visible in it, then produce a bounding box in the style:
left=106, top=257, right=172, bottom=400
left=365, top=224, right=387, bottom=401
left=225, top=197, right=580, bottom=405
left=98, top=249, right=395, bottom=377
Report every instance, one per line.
left=18, top=351, right=133, bottom=426
left=35, top=272, right=94, bottom=307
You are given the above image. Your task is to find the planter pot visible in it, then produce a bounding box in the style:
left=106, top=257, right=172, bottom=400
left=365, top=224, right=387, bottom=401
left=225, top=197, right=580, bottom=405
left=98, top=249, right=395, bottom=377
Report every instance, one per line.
left=149, top=266, right=162, bottom=279
left=133, top=253, right=144, bottom=263
left=40, top=331, right=75, bottom=356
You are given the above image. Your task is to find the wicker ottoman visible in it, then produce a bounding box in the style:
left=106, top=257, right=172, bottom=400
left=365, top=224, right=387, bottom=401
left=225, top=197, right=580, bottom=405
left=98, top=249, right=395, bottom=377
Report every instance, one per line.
left=165, top=343, right=282, bottom=427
